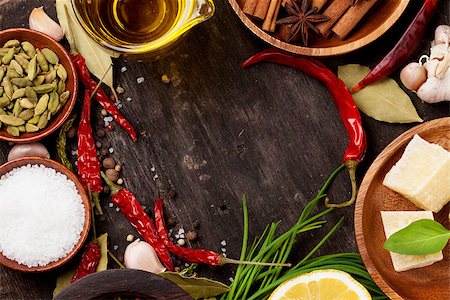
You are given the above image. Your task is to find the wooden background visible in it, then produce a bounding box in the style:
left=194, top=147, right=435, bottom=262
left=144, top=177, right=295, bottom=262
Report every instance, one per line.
left=0, top=0, right=448, bottom=298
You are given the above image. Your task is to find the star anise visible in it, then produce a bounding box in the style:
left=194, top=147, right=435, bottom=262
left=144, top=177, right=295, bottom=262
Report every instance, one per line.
left=276, top=0, right=329, bottom=46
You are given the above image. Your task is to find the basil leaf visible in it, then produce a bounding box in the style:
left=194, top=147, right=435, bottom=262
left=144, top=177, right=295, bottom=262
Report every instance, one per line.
left=158, top=272, right=229, bottom=299
left=384, top=219, right=450, bottom=255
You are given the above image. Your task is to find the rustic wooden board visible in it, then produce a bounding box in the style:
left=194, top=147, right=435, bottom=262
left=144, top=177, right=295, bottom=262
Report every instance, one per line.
left=0, top=0, right=448, bottom=298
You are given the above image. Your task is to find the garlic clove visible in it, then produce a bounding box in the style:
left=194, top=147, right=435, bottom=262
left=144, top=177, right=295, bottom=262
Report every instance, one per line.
left=29, top=7, right=64, bottom=42
left=124, top=239, right=166, bottom=274
left=400, top=62, right=427, bottom=92
left=7, top=142, right=50, bottom=162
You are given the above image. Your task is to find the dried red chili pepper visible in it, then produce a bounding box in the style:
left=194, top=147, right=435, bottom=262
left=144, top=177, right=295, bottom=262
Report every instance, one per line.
left=101, top=173, right=174, bottom=271
left=71, top=241, right=101, bottom=283
left=71, top=54, right=137, bottom=141
left=242, top=49, right=367, bottom=208
left=78, top=91, right=103, bottom=215
left=352, top=0, right=438, bottom=92
left=154, top=198, right=290, bottom=267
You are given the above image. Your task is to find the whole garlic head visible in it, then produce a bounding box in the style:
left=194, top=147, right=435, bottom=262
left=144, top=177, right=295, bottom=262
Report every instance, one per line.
left=434, top=25, right=450, bottom=46
left=124, top=239, right=166, bottom=274
left=417, top=59, right=450, bottom=103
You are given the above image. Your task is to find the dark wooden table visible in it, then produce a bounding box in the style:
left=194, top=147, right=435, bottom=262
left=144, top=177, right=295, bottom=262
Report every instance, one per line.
left=0, top=0, right=448, bottom=299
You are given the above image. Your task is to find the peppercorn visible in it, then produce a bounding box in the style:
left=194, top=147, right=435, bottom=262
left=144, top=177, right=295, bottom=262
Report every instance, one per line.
left=186, top=230, right=198, bottom=241
left=105, top=168, right=119, bottom=182
left=114, top=164, right=122, bottom=172
left=126, top=234, right=134, bottom=242
left=96, top=129, right=105, bottom=138
left=95, top=142, right=102, bottom=149
left=103, top=185, right=110, bottom=194
left=103, top=157, right=116, bottom=169
left=117, top=178, right=124, bottom=185
left=100, top=148, right=108, bottom=156
left=101, top=109, right=108, bottom=116
left=67, top=126, right=77, bottom=139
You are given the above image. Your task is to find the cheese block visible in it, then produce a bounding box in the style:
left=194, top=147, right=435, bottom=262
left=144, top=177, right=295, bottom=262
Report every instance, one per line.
left=381, top=211, right=443, bottom=272
left=383, top=134, right=450, bottom=212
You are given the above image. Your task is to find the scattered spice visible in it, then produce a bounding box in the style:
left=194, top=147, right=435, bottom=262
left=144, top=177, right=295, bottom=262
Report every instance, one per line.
left=137, top=77, right=145, bottom=84
left=186, top=231, right=198, bottom=241
left=56, top=115, right=77, bottom=171
left=96, top=129, right=106, bottom=138
left=114, top=164, right=122, bottom=172
left=126, top=234, right=134, bottom=242
left=162, top=74, right=171, bottom=83
left=100, top=109, right=108, bottom=116
left=177, top=239, right=186, bottom=246
left=102, top=157, right=116, bottom=169
left=117, top=178, right=124, bottom=185
left=116, top=85, right=125, bottom=94
left=105, top=168, right=119, bottom=182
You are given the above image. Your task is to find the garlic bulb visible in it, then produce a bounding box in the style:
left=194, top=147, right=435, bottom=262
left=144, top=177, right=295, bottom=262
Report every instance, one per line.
left=29, top=7, right=64, bottom=41
left=434, top=25, right=450, bottom=46
left=124, top=239, right=166, bottom=274
left=417, top=59, right=450, bottom=103
left=400, top=62, right=427, bottom=91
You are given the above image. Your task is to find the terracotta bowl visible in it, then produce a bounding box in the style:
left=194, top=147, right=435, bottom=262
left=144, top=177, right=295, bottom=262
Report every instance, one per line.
left=0, top=157, right=91, bottom=272
left=227, top=0, right=410, bottom=56
left=0, top=28, right=78, bottom=143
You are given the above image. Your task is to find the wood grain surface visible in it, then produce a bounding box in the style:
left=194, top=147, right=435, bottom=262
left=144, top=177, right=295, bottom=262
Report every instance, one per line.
left=355, top=117, right=450, bottom=300
left=0, top=0, right=448, bottom=299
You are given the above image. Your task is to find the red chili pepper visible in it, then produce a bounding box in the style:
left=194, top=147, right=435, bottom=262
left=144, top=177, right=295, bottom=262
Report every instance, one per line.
left=154, top=198, right=224, bottom=265
left=352, top=0, right=438, bottom=92
left=71, top=241, right=101, bottom=283
left=101, top=173, right=174, bottom=271
left=71, top=54, right=137, bottom=141
left=242, top=49, right=367, bottom=208
left=78, top=91, right=103, bottom=214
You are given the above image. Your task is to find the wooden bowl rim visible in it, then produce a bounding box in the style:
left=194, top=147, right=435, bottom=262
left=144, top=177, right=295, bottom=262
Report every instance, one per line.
left=227, top=0, right=410, bottom=56
left=0, top=28, right=78, bottom=143
left=0, top=157, right=91, bottom=272
left=354, top=117, right=450, bottom=299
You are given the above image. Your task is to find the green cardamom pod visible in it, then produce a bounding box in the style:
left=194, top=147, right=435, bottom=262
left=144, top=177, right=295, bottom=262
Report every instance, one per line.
left=41, top=48, right=59, bottom=65
left=25, top=86, right=38, bottom=104
left=48, top=64, right=55, bottom=72
left=10, top=78, right=33, bottom=88
left=12, top=88, right=26, bottom=99
left=56, top=64, right=68, bottom=82
left=14, top=54, right=29, bottom=70
left=16, top=52, right=30, bottom=60
left=0, top=107, right=6, bottom=115
left=34, top=94, right=49, bottom=116
left=44, top=70, right=57, bottom=84
left=12, top=99, right=23, bottom=117
left=3, top=40, right=20, bottom=48
left=6, top=126, right=20, bottom=136
left=0, top=67, right=5, bottom=83
left=21, top=41, right=36, bottom=58
left=0, top=114, right=25, bottom=126
left=19, top=98, right=35, bottom=109
left=9, top=59, right=23, bottom=75
left=36, top=49, right=49, bottom=72
left=28, top=114, right=40, bottom=125
left=18, top=125, right=26, bottom=132
left=19, top=109, right=34, bottom=121
left=6, top=67, right=21, bottom=79
left=25, top=123, right=39, bottom=133
left=59, top=90, right=70, bottom=105
left=1, top=48, right=15, bottom=65
left=26, top=55, right=38, bottom=81
left=0, top=86, right=3, bottom=96
left=57, top=79, right=66, bottom=95
left=2, top=77, right=13, bottom=99
left=33, top=75, right=45, bottom=86
left=37, top=111, right=49, bottom=129
left=33, top=83, right=54, bottom=94
left=48, top=91, right=59, bottom=114
left=0, top=48, right=10, bottom=56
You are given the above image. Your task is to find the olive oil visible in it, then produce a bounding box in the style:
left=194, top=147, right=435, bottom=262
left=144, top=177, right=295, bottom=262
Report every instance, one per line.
left=74, top=0, right=179, bottom=45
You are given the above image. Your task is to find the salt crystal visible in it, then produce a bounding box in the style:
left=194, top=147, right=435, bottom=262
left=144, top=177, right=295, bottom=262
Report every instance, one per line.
left=175, top=234, right=180, bottom=239
left=137, top=77, right=145, bottom=84
left=109, top=203, right=114, bottom=208
left=221, top=240, right=227, bottom=246
left=0, top=165, right=85, bottom=267
left=109, top=148, right=114, bottom=154
left=71, top=150, right=78, bottom=156
left=180, top=234, right=185, bottom=238
left=126, top=97, right=132, bottom=102
left=115, top=207, right=120, bottom=212
left=151, top=166, right=156, bottom=172
left=229, top=277, right=234, bottom=283
left=221, top=248, right=226, bottom=253
left=185, top=263, right=190, bottom=267
left=179, top=228, right=185, bottom=234
left=121, top=66, right=127, bottom=73
left=153, top=174, right=158, bottom=180
left=113, top=245, right=118, bottom=250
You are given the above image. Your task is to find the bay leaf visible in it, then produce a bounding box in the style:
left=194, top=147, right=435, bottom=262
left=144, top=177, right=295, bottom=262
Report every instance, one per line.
left=96, top=233, right=108, bottom=272
left=53, top=265, right=76, bottom=298
left=55, top=0, right=117, bottom=99
left=158, top=272, right=229, bottom=299
left=338, top=64, right=423, bottom=123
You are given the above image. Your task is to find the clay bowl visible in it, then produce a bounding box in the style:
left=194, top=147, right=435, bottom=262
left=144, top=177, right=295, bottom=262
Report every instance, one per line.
left=0, top=157, right=91, bottom=272
left=355, top=117, right=450, bottom=299
left=0, top=28, right=78, bottom=143
left=227, top=0, right=410, bottom=56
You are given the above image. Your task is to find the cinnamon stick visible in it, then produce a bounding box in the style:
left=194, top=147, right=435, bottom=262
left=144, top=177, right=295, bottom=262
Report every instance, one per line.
left=262, top=0, right=282, bottom=32
left=270, top=0, right=283, bottom=32
left=254, top=0, right=272, bottom=19
left=243, top=0, right=259, bottom=16
left=312, top=0, right=329, bottom=11
left=332, top=0, right=379, bottom=39
left=316, top=0, right=351, bottom=36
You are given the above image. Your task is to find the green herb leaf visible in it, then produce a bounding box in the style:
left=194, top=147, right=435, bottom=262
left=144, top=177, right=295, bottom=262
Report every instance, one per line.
left=158, top=272, right=229, bottom=299
left=338, top=64, right=423, bottom=123
left=96, top=233, right=108, bottom=272
left=384, top=219, right=450, bottom=255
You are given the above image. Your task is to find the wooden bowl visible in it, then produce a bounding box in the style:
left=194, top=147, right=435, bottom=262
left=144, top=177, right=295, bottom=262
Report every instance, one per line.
left=227, top=0, right=410, bottom=56
left=0, top=157, right=91, bottom=272
left=355, top=117, right=450, bottom=300
left=0, top=28, right=78, bottom=143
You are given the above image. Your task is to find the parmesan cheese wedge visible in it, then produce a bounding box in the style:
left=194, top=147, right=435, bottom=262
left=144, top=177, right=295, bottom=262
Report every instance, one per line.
left=383, top=134, right=450, bottom=212
left=381, top=211, right=443, bottom=272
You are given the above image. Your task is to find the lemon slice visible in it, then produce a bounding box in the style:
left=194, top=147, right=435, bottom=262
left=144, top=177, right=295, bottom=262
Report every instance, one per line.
left=268, top=269, right=372, bottom=300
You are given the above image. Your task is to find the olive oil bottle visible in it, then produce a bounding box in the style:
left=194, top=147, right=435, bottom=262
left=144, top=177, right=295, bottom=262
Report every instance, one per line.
left=74, top=0, right=180, bottom=45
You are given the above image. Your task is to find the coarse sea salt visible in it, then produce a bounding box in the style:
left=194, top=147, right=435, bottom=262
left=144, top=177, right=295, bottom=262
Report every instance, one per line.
left=0, top=164, right=85, bottom=267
